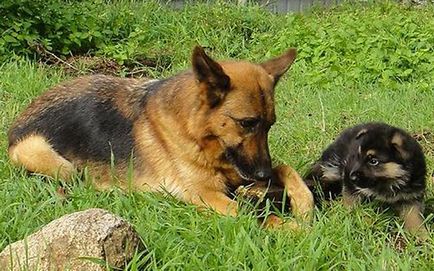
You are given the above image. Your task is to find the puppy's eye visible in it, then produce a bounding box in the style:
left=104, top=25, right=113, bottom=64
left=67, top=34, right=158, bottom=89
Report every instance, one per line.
left=367, top=158, right=379, bottom=166
left=239, top=118, right=260, bottom=129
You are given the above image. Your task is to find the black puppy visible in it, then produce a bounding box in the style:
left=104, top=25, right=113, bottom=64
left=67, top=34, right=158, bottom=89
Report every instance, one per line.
left=305, top=122, right=428, bottom=237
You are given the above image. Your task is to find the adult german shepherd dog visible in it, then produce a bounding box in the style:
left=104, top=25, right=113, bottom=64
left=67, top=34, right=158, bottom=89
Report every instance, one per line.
left=8, top=46, right=313, bottom=226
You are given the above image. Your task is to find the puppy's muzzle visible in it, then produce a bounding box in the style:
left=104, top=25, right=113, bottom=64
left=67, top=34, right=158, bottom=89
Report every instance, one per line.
left=349, top=170, right=361, bottom=181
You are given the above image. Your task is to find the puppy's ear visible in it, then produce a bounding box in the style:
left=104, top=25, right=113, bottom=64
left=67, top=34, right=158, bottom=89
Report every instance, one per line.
left=192, top=46, right=230, bottom=108
left=356, top=129, right=368, bottom=139
left=391, top=132, right=410, bottom=160
left=260, top=48, right=296, bottom=85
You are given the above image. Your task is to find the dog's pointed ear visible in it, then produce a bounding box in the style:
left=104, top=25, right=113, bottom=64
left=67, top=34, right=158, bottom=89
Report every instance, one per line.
left=391, top=132, right=410, bottom=160
left=192, top=46, right=230, bottom=108
left=260, top=48, right=297, bottom=85
left=356, top=129, right=368, bottom=140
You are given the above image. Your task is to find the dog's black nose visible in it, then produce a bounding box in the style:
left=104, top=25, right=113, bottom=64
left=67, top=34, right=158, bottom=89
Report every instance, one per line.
left=254, top=168, right=272, bottom=181
left=349, top=170, right=360, bottom=181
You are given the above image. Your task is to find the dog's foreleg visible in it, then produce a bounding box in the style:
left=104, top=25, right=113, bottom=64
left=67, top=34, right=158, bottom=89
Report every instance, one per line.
left=342, top=187, right=362, bottom=209
left=273, top=165, right=314, bottom=223
left=396, top=202, right=429, bottom=240
left=192, top=191, right=238, bottom=217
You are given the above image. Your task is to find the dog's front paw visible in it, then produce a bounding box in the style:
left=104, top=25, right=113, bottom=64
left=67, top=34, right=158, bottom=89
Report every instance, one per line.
left=262, top=214, right=311, bottom=232
left=273, top=165, right=314, bottom=222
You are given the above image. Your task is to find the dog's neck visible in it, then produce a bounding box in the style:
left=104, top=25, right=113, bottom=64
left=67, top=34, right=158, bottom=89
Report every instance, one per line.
left=135, top=72, right=222, bottom=167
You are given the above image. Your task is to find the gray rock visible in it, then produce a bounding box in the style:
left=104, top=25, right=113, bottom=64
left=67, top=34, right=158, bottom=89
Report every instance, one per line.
left=0, top=208, right=145, bottom=271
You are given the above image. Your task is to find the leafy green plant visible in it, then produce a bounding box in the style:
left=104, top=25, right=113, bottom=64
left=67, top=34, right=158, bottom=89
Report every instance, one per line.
left=1, top=2, right=434, bottom=270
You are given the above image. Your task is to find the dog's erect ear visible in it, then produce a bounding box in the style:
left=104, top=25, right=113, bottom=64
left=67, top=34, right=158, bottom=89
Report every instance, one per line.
left=192, top=46, right=230, bottom=108
left=260, top=48, right=297, bottom=85
left=391, top=132, right=410, bottom=160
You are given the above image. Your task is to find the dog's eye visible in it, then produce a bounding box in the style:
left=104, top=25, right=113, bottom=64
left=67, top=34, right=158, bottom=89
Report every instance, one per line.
left=239, top=118, right=260, bottom=129
left=367, top=158, right=379, bottom=166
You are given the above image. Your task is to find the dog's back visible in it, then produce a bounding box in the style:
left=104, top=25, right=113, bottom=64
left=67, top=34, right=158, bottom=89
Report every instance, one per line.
left=8, top=75, right=161, bottom=174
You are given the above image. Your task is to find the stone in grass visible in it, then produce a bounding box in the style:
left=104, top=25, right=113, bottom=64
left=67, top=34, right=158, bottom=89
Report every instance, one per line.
left=0, top=208, right=145, bottom=271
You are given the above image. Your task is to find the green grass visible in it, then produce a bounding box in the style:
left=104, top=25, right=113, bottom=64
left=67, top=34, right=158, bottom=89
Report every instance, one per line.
left=1, top=1, right=434, bottom=270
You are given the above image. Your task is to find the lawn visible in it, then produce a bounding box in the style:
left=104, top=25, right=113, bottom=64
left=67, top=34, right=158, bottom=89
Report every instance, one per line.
left=0, top=1, right=433, bottom=270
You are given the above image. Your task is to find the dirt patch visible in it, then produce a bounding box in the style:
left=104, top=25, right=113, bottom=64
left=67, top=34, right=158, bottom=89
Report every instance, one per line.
left=412, top=131, right=433, bottom=142
left=412, top=131, right=434, bottom=157
left=391, top=233, right=408, bottom=252
left=34, top=44, right=160, bottom=78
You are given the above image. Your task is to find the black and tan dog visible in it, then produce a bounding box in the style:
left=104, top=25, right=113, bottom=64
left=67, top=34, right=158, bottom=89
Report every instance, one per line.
left=8, top=46, right=313, bottom=227
left=304, top=122, right=428, bottom=238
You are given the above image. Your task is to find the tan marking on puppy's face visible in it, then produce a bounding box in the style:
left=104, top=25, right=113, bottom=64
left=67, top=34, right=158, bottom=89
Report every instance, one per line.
left=366, top=149, right=376, bottom=156
left=373, top=162, right=408, bottom=180
left=352, top=151, right=408, bottom=182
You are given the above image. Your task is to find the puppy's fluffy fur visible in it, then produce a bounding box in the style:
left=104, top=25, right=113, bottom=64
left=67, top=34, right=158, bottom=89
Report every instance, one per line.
left=305, top=122, right=428, bottom=237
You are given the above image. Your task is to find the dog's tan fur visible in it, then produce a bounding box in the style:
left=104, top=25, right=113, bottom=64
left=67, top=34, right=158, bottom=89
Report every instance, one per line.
left=9, top=134, right=74, bottom=179
left=263, top=165, right=314, bottom=229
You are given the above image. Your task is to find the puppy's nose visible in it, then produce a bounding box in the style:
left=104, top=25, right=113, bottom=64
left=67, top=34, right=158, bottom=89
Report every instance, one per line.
left=254, top=168, right=272, bottom=181
left=349, top=170, right=360, bottom=181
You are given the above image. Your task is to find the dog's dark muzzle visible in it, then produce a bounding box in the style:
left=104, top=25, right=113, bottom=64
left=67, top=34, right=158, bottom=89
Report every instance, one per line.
left=224, top=147, right=272, bottom=181
left=253, top=166, right=273, bottom=181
